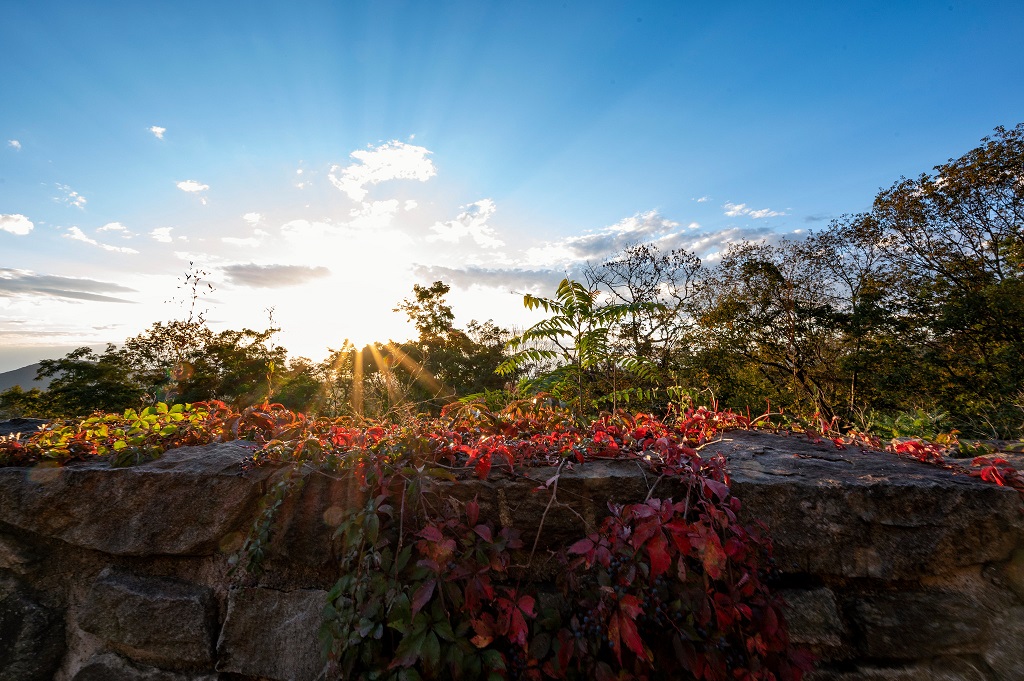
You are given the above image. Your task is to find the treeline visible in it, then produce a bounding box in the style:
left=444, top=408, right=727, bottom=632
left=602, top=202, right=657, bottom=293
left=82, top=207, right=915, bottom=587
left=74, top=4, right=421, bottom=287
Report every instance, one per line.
left=2, top=125, right=1022, bottom=437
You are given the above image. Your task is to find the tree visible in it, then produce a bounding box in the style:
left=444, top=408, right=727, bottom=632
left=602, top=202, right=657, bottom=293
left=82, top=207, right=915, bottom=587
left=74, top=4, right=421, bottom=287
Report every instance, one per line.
left=497, top=278, right=658, bottom=416
left=869, top=123, right=1024, bottom=432
left=693, top=240, right=843, bottom=420
left=36, top=345, right=144, bottom=416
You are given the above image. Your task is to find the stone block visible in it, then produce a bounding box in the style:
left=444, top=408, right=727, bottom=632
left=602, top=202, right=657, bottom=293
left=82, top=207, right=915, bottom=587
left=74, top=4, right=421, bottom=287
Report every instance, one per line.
left=0, top=576, right=65, bottom=681
left=849, top=591, right=989, bottom=659
left=779, top=587, right=847, bottom=650
left=0, top=441, right=266, bottom=556
left=984, top=606, right=1024, bottom=681
left=807, top=656, right=990, bottom=680
left=78, top=569, right=215, bottom=670
left=216, top=587, right=326, bottom=681
left=72, top=652, right=219, bottom=681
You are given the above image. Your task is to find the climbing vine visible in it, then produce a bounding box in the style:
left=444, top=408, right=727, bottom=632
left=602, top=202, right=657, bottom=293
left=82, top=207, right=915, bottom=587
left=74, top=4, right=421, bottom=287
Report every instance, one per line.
left=4, top=398, right=1021, bottom=679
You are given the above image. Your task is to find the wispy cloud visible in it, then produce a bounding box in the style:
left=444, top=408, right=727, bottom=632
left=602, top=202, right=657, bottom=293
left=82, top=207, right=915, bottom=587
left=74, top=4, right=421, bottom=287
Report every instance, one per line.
left=176, top=179, right=209, bottom=205
left=525, top=210, right=680, bottom=267
left=222, top=263, right=331, bottom=288
left=97, top=222, right=131, bottom=235
left=55, top=184, right=87, bottom=209
left=412, top=264, right=564, bottom=294
left=693, top=196, right=710, bottom=203
left=7, top=140, right=20, bottom=151
left=148, top=125, right=166, bottom=140
left=803, top=213, right=831, bottom=223
left=428, top=199, right=503, bottom=248
left=328, top=140, right=436, bottom=202
left=0, top=214, right=33, bottom=236
left=723, top=202, right=786, bottom=219
left=0, top=268, right=136, bottom=303
left=150, top=227, right=173, bottom=243
left=64, top=227, right=139, bottom=254
left=242, top=212, right=263, bottom=226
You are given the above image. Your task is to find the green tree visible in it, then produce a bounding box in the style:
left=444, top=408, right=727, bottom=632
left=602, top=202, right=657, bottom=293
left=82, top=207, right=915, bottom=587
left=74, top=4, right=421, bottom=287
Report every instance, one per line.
left=497, top=278, right=658, bottom=416
left=870, top=123, right=1024, bottom=433
left=36, top=345, right=145, bottom=416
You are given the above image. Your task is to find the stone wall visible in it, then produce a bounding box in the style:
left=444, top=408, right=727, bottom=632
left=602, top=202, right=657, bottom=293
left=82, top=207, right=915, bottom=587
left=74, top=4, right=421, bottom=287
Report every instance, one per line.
left=1, top=431, right=1022, bottom=680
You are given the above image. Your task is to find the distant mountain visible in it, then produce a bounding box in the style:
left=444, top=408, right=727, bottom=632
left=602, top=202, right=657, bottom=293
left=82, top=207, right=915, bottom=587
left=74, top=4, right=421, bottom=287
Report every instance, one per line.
left=0, top=363, right=54, bottom=394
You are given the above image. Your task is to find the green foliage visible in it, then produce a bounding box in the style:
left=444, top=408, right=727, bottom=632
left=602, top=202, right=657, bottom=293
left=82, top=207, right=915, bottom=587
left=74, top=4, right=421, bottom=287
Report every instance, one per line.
left=497, top=278, right=660, bottom=416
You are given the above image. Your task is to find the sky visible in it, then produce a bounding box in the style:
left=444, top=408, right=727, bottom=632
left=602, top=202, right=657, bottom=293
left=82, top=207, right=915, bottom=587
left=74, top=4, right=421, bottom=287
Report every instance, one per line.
left=2, top=1, right=1023, bottom=373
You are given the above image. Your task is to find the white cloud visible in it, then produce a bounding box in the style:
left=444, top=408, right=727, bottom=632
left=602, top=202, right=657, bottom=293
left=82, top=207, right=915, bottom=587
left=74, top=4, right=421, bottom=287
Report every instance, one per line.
left=347, top=200, right=412, bottom=231
left=55, top=184, right=87, bottom=209
left=97, top=222, right=129, bottom=234
left=328, top=140, right=436, bottom=202
left=694, top=196, right=710, bottom=203
left=7, top=140, right=21, bottom=151
left=723, top=202, right=786, bottom=219
left=176, top=180, right=209, bottom=204
left=148, top=126, right=166, bottom=140
left=242, top=212, right=263, bottom=226
left=525, top=210, right=680, bottom=266
left=222, top=263, right=331, bottom=288
left=150, top=227, right=173, bottom=243
left=404, top=200, right=418, bottom=211
left=64, top=227, right=139, bottom=254
left=428, top=199, right=503, bottom=248
left=0, top=214, right=33, bottom=236
left=0, top=268, right=136, bottom=303
left=688, top=222, right=701, bottom=229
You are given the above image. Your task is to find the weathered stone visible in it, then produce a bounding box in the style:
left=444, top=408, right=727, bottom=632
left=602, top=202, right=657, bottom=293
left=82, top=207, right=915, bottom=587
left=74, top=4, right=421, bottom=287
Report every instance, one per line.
left=72, top=652, right=218, bottom=681
left=779, top=587, right=847, bottom=650
left=984, top=606, right=1024, bottom=681
left=849, top=591, right=990, bottom=658
left=0, top=441, right=267, bottom=555
left=808, top=656, right=991, bottom=680
left=216, top=587, right=326, bottom=681
left=999, top=547, right=1024, bottom=603
left=78, top=569, right=215, bottom=670
left=0, top=533, right=35, bottom=574
left=0, top=418, right=48, bottom=439
left=0, top=576, right=64, bottom=681
left=721, top=430, right=1024, bottom=579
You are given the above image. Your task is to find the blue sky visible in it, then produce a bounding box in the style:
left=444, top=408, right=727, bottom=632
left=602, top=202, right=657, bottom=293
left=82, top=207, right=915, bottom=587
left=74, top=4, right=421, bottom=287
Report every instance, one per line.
left=2, top=1, right=1023, bottom=372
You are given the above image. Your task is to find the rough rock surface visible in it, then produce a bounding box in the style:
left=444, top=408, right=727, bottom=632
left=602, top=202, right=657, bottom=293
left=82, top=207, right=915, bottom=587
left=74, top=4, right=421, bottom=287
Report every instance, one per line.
left=78, top=569, right=216, bottom=670
left=72, top=653, right=219, bottom=681
left=215, top=587, right=327, bottom=681
left=0, top=441, right=266, bottom=556
left=0, top=575, right=65, bottom=681
left=0, top=429, right=1021, bottom=680
left=0, top=418, right=48, bottom=439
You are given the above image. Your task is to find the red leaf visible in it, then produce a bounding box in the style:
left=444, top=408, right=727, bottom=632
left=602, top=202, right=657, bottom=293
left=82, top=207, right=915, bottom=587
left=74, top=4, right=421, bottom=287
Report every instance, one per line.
left=474, top=524, right=494, bottom=542
left=517, top=594, right=536, bottom=618
left=474, top=453, right=492, bottom=479
left=703, top=478, right=729, bottom=500
left=646, top=532, right=672, bottom=579
left=418, top=525, right=443, bottom=542
left=411, top=579, right=436, bottom=616
left=568, top=536, right=596, bottom=556
left=607, top=612, right=623, bottom=665
left=466, top=497, right=480, bottom=526
left=619, top=610, right=647, bottom=660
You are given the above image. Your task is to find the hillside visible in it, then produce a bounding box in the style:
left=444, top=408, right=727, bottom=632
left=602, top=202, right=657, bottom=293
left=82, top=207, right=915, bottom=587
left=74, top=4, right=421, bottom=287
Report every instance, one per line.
left=0, top=363, right=53, bottom=394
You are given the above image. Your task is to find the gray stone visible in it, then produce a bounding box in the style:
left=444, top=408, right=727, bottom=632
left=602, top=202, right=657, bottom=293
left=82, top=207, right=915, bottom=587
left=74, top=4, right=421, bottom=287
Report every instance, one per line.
left=999, top=547, right=1024, bottom=603
left=0, top=440, right=267, bottom=556
left=808, top=656, right=991, bottom=680
left=849, top=591, right=990, bottom=658
left=72, top=652, right=219, bottom=681
left=721, top=430, right=1024, bottom=579
left=0, top=418, right=48, bottom=439
left=0, top=576, right=64, bottom=681
left=779, top=587, right=847, bottom=650
left=0, top=533, right=36, bottom=574
left=984, top=606, right=1024, bottom=681
left=78, top=569, right=215, bottom=670
left=216, top=587, right=326, bottom=681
